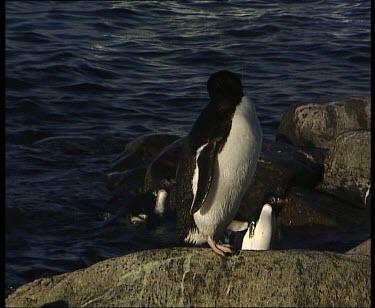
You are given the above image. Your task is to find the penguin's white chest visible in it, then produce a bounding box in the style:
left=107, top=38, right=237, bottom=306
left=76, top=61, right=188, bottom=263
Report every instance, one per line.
left=242, top=203, right=274, bottom=250
left=193, top=96, right=262, bottom=237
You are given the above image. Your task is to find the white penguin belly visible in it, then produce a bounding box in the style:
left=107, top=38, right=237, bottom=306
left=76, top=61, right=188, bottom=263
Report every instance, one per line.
left=241, top=203, right=274, bottom=250
left=193, top=96, right=262, bottom=237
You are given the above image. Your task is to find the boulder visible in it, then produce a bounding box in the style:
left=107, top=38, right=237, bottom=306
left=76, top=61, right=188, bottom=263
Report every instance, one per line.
left=346, top=239, right=371, bottom=256
left=143, top=137, right=187, bottom=193
left=107, top=134, right=181, bottom=196
left=110, top=134, right=180, bottom=173
left=237, top=140, right=326, bottom=221
left=107, top=167, right=147, bottom=196
left=279, top=187, right=370, bottom=228
left=6, top=248, right=370, bottom=308
left=317, top=130, right=371, bottom=208
left=276, top=95, right=370, bottom=148
left=276, top=187, right=371, bottom=252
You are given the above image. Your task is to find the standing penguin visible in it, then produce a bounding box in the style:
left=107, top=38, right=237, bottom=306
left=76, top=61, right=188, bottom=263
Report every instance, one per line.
left=174, top=70, right=263, bottom=256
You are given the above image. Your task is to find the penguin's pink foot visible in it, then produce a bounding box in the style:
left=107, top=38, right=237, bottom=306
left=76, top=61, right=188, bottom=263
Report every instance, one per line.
left=207, top=236, right=233, bottom=256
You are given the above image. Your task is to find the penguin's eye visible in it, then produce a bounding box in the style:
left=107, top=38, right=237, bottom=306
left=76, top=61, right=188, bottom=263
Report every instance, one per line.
left=269, top=196, right=276, bottom=204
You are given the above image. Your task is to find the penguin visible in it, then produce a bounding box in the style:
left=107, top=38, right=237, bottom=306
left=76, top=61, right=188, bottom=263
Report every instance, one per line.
left=154, top=188, right=168, bottom=216
left=174, top=70, right=263, bottom=256
left=241, top=203, right=275, bottom=251
left=241, top=195, right=287, bottom=250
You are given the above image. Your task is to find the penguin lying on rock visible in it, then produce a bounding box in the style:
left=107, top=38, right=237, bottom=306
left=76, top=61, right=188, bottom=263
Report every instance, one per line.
left=174, top=70, right=263, bottom=256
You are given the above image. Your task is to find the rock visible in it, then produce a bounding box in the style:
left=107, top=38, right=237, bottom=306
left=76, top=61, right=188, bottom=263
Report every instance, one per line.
left=279, top=187, right=371, bottom=228
left=276, top=94, right=371, bottom=148
left=236, top=140, right=326, bottom=221
left=346, top=239, right=371, bottom=256
left=6, top=248, right=370, bottom=308
left=280, top=187, right=339, bottom=228
left=107, top=134, right=181, bottom=197
left=111, top=134, right=180, bottom=172
left=317, top=130, right=371, bottom=208
left=107, top=167, right=147, bottom=196
left=143, top=137, right=186, bottom=193
left=276, top=187, right=371, bottom=252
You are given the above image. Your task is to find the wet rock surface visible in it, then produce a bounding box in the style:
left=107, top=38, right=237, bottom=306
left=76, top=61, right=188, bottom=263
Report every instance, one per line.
left=276, top=94, right=370, bottom=148
left=6, top=247, right=371, bottom=308
left=317, top=130, right=371, bottom=208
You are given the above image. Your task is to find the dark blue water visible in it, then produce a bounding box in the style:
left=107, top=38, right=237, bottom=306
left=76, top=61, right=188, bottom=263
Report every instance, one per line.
left=6, top=1, right=370, bottom=292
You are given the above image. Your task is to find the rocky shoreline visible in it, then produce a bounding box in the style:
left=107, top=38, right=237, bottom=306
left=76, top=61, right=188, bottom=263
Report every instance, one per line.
left=6, top=94, right=371, bottom=307
left=5, top=243, right=371, bottom=307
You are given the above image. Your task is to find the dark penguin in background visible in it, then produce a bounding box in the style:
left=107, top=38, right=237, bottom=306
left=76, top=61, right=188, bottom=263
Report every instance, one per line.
left=174, top=70, right=263, bottom=256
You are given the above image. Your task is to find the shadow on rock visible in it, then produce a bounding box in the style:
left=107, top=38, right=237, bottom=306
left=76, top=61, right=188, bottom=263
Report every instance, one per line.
left=41, top=300, right=69, bottom=307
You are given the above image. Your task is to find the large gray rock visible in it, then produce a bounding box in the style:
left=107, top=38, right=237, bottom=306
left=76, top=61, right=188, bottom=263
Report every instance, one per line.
left=276, top=95, right=371, bottom=148
left=5, top=248, right=370, bottom=308
left=318, top=130, right=371, bottom=207
left=237, top=140, right=325, bottom=221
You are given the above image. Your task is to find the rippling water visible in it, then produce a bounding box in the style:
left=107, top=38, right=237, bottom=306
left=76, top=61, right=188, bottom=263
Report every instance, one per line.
left=6, top=0, right=370, bottom=291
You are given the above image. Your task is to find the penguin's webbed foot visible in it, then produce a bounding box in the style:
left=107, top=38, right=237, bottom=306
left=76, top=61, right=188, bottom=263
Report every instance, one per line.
left=207, top=236, right=234, bottom=257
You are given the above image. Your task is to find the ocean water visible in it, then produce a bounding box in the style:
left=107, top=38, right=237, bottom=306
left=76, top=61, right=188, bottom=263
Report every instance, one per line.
left=6, top=1, right=370, bottom=292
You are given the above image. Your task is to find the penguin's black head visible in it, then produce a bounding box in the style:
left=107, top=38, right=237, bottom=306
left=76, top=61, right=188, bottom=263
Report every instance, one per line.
left=207, top=70, right=244, bottom=106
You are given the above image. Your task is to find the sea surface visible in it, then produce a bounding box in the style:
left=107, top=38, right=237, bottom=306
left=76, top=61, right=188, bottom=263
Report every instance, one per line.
left=6, top=0, right=370, bottom=292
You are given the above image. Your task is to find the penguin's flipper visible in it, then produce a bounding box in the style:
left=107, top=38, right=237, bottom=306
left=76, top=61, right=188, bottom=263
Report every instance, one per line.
left=190, top=141, right=219, bottom=214
left=227, top=220, right=249, bottom=232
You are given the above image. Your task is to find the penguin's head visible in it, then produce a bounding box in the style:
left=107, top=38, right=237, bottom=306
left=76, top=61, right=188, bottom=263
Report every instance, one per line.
left=207, top=70, right=244, bottom=107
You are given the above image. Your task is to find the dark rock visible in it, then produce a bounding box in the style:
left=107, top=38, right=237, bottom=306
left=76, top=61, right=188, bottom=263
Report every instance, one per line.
left=237, top=140, right=326, bottom=221
left=276, top=94, right=370, bottom=148
left=107, top=134, right=184, bottom=224
left=317, top=130, right=371, bottom=208
left=111, top=134, right=180, bottom=172
left=280, top=187, right=340, bottom=228
left=279, top=186, right=371, bottom=228
left=143, top=137, right=186, bottom=193
left=5, top=248, right=371, bottom=308
left=107, top=167, right=147, bottom=196
left=107, top=133, right=181, bottom=199
left=276, top=187, right=371, bottom=252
